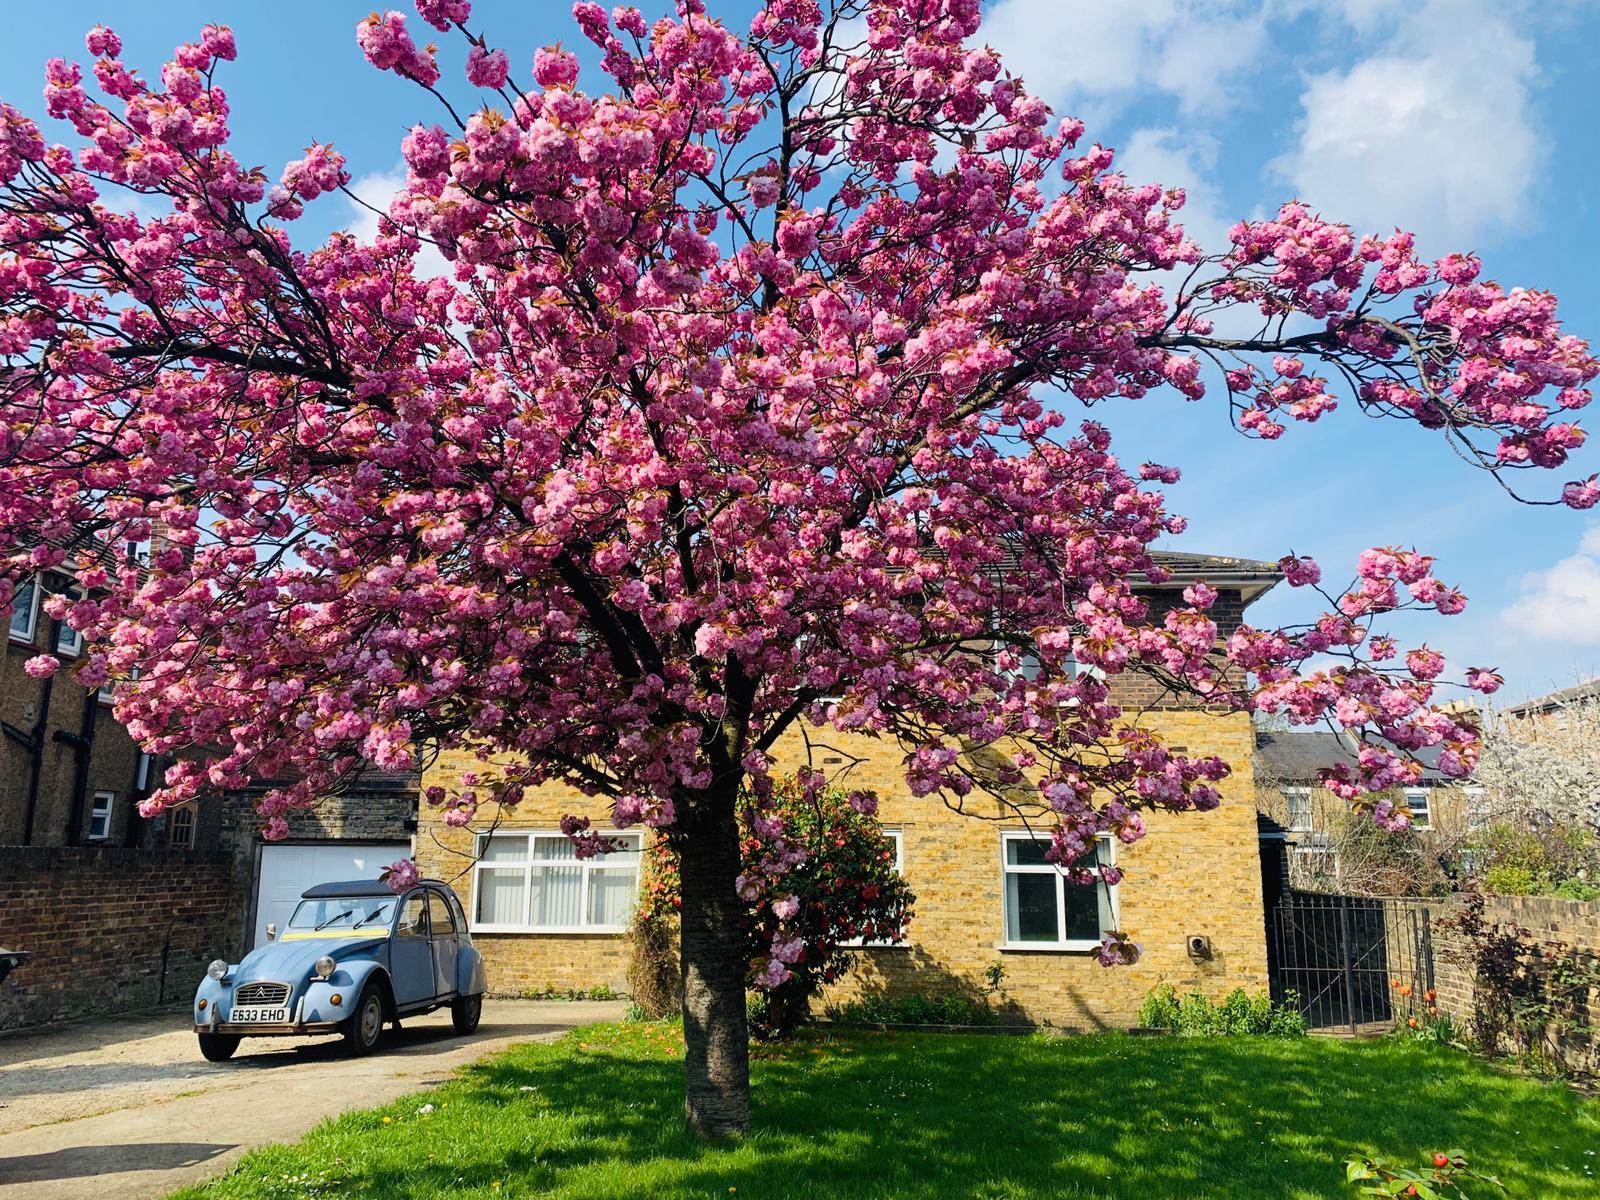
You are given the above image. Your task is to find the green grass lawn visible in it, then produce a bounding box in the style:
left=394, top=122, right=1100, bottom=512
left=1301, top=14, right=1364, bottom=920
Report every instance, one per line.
left=171, top=1023, right=1600, bottom=1200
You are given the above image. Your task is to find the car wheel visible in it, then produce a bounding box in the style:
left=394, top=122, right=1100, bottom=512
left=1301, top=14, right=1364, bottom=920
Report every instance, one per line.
left=198, top=1032, right=241, bottom=1062
left=451, top=993, right=483, bottom=1035
left=343, top=982, right=387, bottom=1056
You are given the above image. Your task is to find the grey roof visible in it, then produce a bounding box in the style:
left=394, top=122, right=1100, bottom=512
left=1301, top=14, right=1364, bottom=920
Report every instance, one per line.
left=1508, top=678, right=1600, bottom=717
left=1254, top=731, right=1450, bottom=785
left=302, top=878, right=449, bottom=899
left=301, top=879, right=396, bottom=899
left=1144, top=550, right=1282, bottom=603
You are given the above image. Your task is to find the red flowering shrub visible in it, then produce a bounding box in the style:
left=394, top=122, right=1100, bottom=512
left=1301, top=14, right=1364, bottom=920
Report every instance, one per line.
left=639, top=775, right=914, bottom=1038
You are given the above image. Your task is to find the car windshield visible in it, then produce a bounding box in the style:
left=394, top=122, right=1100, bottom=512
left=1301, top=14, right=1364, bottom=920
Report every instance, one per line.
left=287, top=897, right=397, bottom=931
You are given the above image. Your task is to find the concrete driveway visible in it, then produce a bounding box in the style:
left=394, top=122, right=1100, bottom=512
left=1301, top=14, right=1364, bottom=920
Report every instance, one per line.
left=0, top=999, right=626, bottom=1199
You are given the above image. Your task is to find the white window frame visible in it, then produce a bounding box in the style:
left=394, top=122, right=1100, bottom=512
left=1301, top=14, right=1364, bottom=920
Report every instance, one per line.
left=999, top=830, right=1117, bottom=952
left=8, top=574, right=40, bottom=643
left=100, top=665, right=138, bottom=706
left=1403, top=787, right=1432, bottom=832
left=88, top=790, right=115, bottom=841
left=469, top=830, right=643, bottom=934
left=1284, top=786, right=1314, bottom=833
left=843, top=829, right=905, bottom=948
left=168, top=804, right=195, bottom=848
left=54, top=585, right=84, bottom=656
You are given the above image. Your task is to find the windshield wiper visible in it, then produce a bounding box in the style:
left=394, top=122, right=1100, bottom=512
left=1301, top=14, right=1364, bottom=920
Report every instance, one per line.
left=359, top=907, right=388, bottom=925
left=313, top=909, right=354, bottom=931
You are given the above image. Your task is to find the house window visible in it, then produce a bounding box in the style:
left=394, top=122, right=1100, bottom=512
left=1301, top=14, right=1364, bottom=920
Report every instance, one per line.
left=1403, top=788, right=1431, bottom=831
left=844, top=829, right=905, bottom=947
left=1000, top=831, right=1116, bottom=950
left=1465, top=787, right=1490, bottom=831
left=168, top=804, right=195, bottom=848
left=1284, top=787, right=1314, bottom=833
left=998, top=644, right=1104, bottom=686
left=88, top=791, right=115, bottom=841
left=54, top=586, right=84, bottom=656
left=100, top=666, right=138, bottom=706
left=8, top=575, right=39, bottom=643
left=471, top=831, right=642, bottom=933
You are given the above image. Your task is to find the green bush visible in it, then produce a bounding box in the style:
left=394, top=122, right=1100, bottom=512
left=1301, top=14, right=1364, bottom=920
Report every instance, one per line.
left=1483, top=864, right=1543, bottom=896
left=1551, top=876, right=1600, bottom=902
left=1469, top=820, right=1599, bottom=900
left=825, top=992, right=1001, bottom=1027
left=1137, top=983, right=1181, bottom=1029
left=1137, top=984, right=1306, bottom=1037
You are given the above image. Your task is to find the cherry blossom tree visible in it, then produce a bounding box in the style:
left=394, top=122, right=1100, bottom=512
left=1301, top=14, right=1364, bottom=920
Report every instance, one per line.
left=0, top=0, right=1593, bottom=1135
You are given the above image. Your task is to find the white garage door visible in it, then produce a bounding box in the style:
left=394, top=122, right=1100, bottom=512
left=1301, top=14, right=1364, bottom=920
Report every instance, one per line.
left=253, top=842, right=410, bottom=950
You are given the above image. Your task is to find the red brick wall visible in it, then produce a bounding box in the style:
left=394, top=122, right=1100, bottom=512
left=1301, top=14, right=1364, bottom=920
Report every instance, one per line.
left=1388, top=895, right=1600, bottom=1076
left=0, top=847, right=234, bottom=1029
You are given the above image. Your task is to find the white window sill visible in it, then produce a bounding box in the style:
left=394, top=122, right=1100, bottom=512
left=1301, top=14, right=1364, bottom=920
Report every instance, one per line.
left=840, top=941, right=912, bottom=950
left=468, top=924, right=628, bottom=936
left=997, top=941, right=1103, bottom=954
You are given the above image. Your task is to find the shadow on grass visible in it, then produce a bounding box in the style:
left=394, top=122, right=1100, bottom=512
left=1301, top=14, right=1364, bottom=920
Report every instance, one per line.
left=182, top=1029, right=1600, bottom=1200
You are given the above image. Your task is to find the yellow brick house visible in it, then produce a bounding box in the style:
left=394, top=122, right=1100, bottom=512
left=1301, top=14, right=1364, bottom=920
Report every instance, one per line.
left=416, top=552, right=1281, bottom=1029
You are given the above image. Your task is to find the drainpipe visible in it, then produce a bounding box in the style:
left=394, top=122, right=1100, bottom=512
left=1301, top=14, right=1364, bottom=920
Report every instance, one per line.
left=58, top=683, right=100, bottom=845
left=9, top=654, right=56, bottom=847
left=123, top=751, right=155, bottom=848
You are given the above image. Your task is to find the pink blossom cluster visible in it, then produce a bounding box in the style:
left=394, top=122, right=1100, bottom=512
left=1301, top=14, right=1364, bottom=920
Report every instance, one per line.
left=1198, top=204, right=1596, bottom=494
left=356, top=11, right=441, bottom=87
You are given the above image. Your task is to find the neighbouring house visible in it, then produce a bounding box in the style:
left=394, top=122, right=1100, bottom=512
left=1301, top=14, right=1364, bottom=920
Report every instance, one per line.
left=0, top=542, right=161, bottom=850
left=0, top=541, right=235, bottom=1028
left=0, top=541, right=421, bottom=1028
left=1254, top=730, right=1487, bottom=895
left=417, top=551, right=1281, bottom=1029
left=1506, top=677, right=1600, bottom=721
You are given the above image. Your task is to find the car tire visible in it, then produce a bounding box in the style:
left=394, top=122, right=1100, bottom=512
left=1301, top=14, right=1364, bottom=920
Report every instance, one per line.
left=343, top=982, right=387, bottom=1056
left=198, top=1032, right=241, bottom=1062
left=451, top=993, right=483, bottom=1035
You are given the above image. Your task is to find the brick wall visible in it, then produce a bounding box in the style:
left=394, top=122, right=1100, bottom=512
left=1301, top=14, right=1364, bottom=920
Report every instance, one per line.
left=1421, top=895, right=1600, bottom=1075
left=0, top=846, right=232, bottom=1029
left=419, top=709, right=1268, bottom=1027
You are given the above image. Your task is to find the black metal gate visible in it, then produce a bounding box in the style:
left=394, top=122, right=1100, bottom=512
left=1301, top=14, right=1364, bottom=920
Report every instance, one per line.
left=1266, top=891, right=1435, bottom=1034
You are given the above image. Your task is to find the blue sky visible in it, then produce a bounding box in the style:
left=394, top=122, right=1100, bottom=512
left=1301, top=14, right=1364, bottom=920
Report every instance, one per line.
left=2, top=0, right=1598, bottom=703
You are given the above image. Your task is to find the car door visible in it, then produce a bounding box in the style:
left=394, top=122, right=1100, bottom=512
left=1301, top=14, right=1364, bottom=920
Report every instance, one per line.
left=389, top=890, right=435, bottom=1009
left=426, top=889, right=459, bottom=1000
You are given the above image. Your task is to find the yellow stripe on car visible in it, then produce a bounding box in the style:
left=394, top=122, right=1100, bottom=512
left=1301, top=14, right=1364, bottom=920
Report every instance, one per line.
left=280, top=927, right=390, bottom=940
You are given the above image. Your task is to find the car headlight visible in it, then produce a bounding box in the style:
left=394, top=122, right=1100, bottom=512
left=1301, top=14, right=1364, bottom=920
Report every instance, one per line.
left=206, top=959, right=228, bottom=981
left=314, top=955, right=336, bottom=979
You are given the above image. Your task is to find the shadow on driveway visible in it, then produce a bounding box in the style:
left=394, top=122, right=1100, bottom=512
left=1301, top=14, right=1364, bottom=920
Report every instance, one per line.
left=222, top=1015, right=587, bottom=1069
left=0, top=1142, right=236, bottom=1186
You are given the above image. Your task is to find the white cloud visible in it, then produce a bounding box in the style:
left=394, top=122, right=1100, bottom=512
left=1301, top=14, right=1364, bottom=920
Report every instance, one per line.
left=980, top=0, right=1268, bottom=121
left=344, top=166, right=451, bottom=280
left=1115, top=127, right=1227, bottom=249
left=1275, top=0, right=1544, bottom=247
left=1502, top=527, right=1600, bottom=644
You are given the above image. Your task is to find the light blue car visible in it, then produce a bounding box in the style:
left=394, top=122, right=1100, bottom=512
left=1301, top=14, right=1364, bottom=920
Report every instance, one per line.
left=193, top=878, right=488, bottom=1061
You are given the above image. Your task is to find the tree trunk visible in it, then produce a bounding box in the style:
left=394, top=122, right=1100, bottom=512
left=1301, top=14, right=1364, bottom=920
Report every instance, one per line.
left=675, top=795, right=751, bottom=1138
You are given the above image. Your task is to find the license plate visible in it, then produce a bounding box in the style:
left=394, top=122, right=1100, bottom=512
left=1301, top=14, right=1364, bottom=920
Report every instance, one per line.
left=230, top=1005, right=289, bottom=1024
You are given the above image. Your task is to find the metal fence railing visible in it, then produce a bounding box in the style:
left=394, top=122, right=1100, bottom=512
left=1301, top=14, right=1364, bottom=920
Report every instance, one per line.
left=1266, top=890, right=1435, bottom=1035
